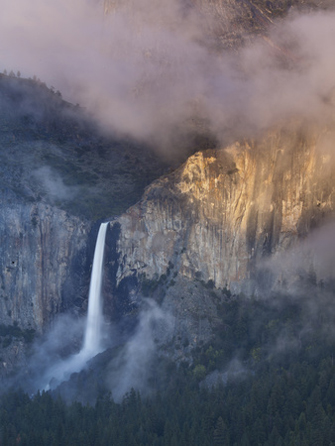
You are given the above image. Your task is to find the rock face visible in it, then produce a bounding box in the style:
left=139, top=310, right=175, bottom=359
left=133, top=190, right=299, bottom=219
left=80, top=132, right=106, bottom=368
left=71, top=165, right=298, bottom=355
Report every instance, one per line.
left=0, top=203, right=89, bottom=331
left=111, top=125, right=335, bottom=295
left=0, top=72, right=170, bottom=332
left=0, top=73, right=172, bottom=376
left=103, top=0, right=328, bottom=50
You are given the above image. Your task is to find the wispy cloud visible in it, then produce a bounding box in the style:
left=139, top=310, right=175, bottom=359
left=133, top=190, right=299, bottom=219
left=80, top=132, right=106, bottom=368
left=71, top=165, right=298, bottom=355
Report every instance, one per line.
left=1, top=1, right=335, bottom=154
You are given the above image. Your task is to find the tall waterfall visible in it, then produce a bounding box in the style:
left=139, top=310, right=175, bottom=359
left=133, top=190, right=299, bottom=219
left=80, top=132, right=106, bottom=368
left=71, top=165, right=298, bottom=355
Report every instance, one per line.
left=41, top=222, right=109, bottom=390
left=82, top=222, right=108, bottom=355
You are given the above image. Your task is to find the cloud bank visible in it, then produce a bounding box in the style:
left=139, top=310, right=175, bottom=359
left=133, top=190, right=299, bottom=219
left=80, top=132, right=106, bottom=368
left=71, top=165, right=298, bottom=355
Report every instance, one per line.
left=1, top=0, right=335, bottom=154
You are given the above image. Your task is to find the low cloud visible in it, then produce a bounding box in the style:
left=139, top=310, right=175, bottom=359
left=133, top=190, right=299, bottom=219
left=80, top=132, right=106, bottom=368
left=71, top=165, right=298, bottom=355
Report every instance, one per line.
left=18, top=314, right=86, bottom=393
left=0, top=1, right=335, bottom=155
left=259, top=221, right=335, bottom=293
left=32, top=166, right=79, bottom=203
left=107, top=299, right=174, bottom=401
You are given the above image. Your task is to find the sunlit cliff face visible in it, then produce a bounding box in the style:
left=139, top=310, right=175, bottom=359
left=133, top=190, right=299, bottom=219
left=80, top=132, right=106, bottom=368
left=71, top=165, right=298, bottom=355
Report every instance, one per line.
left=111, top=123, right=335, bottom=293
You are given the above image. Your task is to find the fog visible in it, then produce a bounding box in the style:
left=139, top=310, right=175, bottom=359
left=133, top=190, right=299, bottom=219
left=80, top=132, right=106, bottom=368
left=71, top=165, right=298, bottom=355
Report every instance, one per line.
left=33, top=166, right=80, bottom=203
left=19, top=314, right=87, bottom=393
left=1, top=0, right=335, bottom=154
left=17, top=299, right=174, bottom=402
left=106, top=299, right=174, bottom=402
left=259, top=221, right=335, bottom=294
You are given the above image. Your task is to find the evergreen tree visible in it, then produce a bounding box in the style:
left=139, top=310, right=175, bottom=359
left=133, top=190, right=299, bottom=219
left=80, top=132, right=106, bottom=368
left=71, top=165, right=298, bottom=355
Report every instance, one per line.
left=213, top=417, right=229, bottom=446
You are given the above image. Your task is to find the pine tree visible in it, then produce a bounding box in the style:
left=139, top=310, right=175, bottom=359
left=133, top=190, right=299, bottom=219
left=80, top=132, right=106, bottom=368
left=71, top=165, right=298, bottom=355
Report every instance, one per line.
left=213, top=416, right=229, bottom=446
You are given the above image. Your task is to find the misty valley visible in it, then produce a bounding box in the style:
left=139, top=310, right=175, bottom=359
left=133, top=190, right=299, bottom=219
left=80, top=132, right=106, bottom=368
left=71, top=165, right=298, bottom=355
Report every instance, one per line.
left=1, top=0, right=335, bottom=444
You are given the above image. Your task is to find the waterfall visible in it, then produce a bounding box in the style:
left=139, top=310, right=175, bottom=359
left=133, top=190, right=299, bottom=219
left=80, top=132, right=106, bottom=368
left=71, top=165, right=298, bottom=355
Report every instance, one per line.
left=41, top=222, right=109, bottom=390
left=82, top=222, right=108, bottom=355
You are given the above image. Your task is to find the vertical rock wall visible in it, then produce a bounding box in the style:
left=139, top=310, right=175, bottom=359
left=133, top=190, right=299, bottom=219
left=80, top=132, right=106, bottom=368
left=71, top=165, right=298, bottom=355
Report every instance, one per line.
left=0, top=203, right=90, bottom=331
left=111, top=126, right=335, bottom=293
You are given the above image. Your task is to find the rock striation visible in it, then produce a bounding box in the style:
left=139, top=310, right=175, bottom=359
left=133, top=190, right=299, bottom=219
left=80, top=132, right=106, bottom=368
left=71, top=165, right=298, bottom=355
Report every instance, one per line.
left=111, top=125, right=335, bottom=295
left=0, top=203, right=89, bottom=331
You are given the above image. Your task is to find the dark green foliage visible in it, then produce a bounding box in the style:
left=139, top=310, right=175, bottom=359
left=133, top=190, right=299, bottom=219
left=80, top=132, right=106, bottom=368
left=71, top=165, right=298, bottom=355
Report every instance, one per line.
left=0, top=324, right=35, bottom=347
left=139, top=275, right=160, bottom=297
left=0, top=73, right=170, bottom=220
left=139, top=273, right=170, bottom=297
left=2, top=351, right=335, bottom=445
left=2, top=293, right=335, bottom=445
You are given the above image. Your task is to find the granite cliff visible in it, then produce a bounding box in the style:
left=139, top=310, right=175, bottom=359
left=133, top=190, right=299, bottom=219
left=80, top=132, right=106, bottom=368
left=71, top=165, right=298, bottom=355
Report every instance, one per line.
left=0, top=203, right=89, bottom=331
left=0, top=74, right=169, bottom=376
left=109, top=123, right=335, bottom=349
left=97, top=123, right=335, bottom=360
left=0, top=203, right=90, bottom=376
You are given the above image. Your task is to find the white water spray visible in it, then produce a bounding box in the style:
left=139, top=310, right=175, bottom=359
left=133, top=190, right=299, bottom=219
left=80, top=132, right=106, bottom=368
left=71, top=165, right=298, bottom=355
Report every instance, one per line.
left=83, top=222, right=108, bottom=355
left=42, top=222, right=109, bottom=389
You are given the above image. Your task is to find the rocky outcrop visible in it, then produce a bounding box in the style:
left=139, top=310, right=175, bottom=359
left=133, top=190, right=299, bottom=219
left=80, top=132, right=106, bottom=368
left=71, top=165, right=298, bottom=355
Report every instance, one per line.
left=0, top=203, right=90, bottom=331
left=111, top=125, right=335, bottom=294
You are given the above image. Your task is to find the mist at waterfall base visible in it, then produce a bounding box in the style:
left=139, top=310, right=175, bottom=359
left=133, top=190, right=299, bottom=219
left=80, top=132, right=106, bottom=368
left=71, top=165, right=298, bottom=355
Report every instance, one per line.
left=23, top=223, right=110, bottom=393
left=24, top=302, right=173, bottom=401
left=22, top=222, right=174, bottom=401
